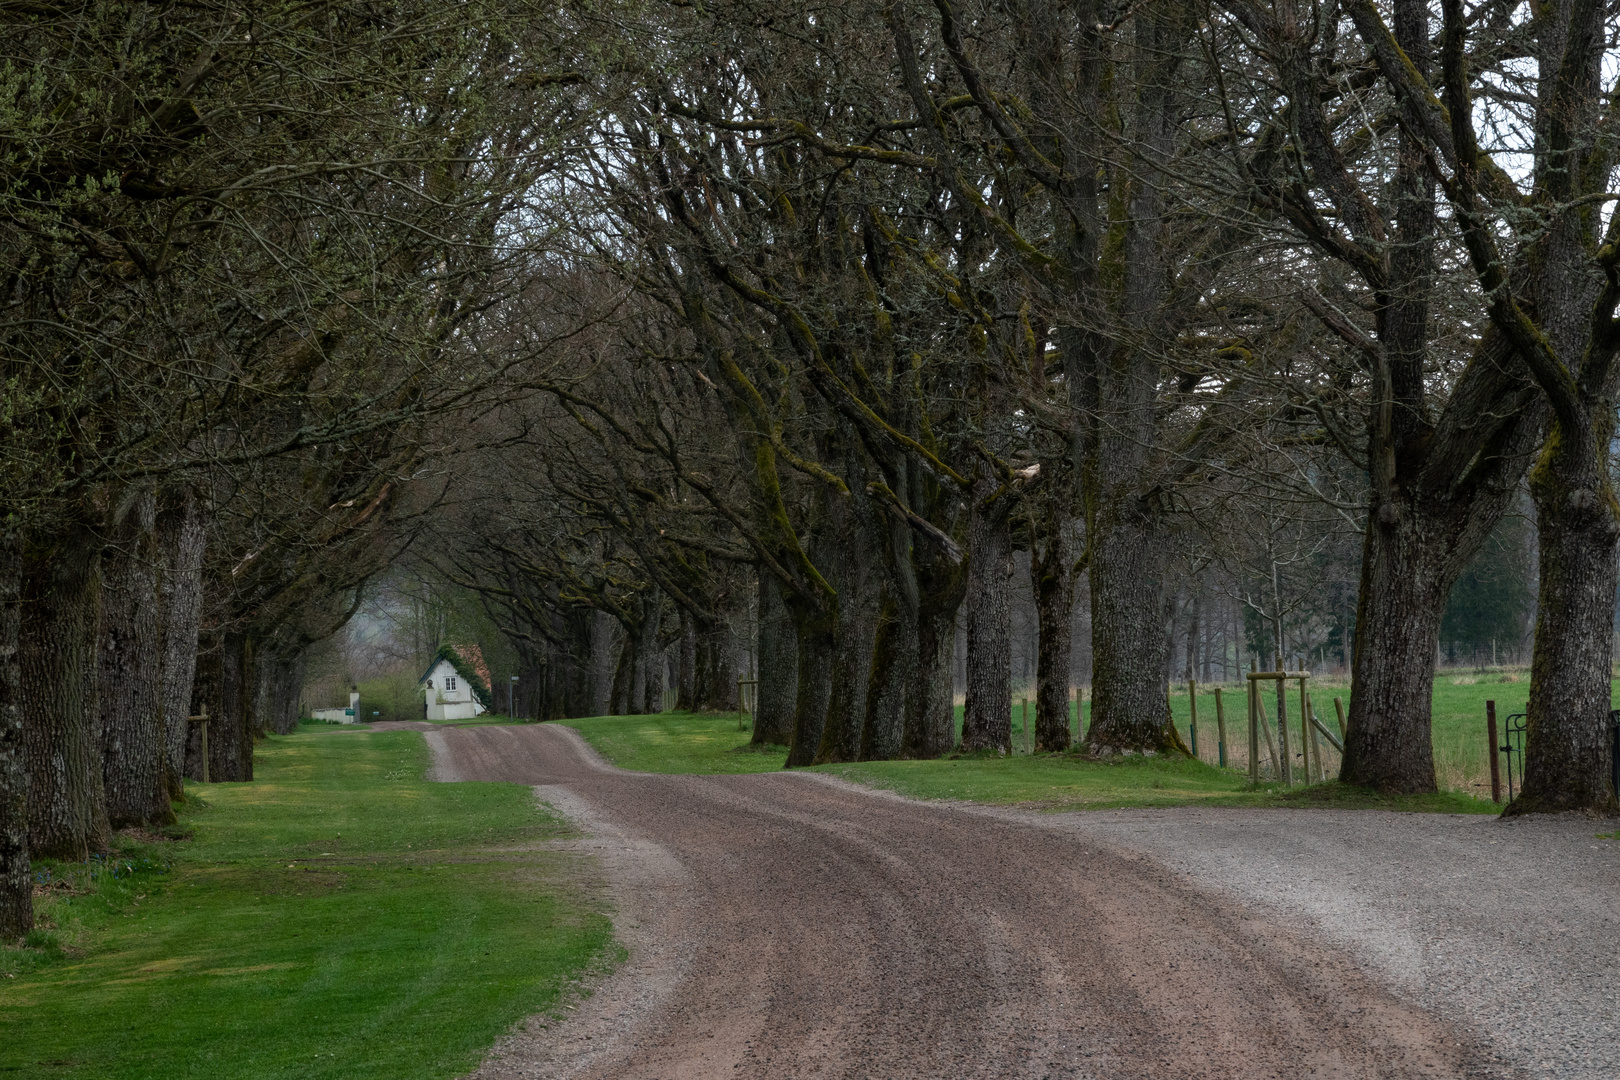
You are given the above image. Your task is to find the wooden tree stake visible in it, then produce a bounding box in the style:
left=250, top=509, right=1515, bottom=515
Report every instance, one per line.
left=1187, top=679, right=1199, bottom=760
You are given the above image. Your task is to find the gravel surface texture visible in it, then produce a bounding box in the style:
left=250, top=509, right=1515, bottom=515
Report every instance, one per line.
left=1001, top=803, right=1620, bottom=1080
left=375, top=722, right=1527, bottom=1080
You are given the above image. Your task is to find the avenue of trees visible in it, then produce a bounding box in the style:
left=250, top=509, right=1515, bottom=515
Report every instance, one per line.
left=3, top=0, right=1617, bottom=937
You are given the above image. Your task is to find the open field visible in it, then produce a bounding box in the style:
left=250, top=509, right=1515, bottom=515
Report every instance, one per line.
left=1, top=728, right=611, bottom=1080
left=562, top=709, right=1494, bottom=814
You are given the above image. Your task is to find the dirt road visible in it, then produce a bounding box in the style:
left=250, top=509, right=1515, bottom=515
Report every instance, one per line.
left=383, top=722, right=1502, bottom=1079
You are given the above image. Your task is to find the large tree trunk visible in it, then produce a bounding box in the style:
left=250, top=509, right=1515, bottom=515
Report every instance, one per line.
left=587, top=610, right=615, bottom=716
left=635, top=593, right=664, bottom=714
left=960, top=478, right=1012, bottom=753
left=861, top=588, right=913, bottom=761
left=751, top=570, right=798, bottom=745
left=813, top=492, right=882, bottom=764
left=692, top=617, right=737, bottom=711
left=1340, top=510, right=1456, bottom=791
left=99, top=490, right=172, bottom=828
left=785, top=611, right=835, bottom=767
left=610, top=632, right=634, bottom=715
left=1031, top=493, right=1076, bottom=754
left=676, top=613, right=696, bottom=711
left=0, top=521, right=30, bottom=938
left=904, top=582, right=963, bottom=759
left=1084, top=499, right=1185, bottom=756
left=1501, top=0, right=1617, bottom=815
left=206, top=631, right=254, bottom=782
left=1510, top=427, right=1620, bottom=814
left=157, top=492, right=205, bottom=798
left=260, top=651, right=305, bottom=735
left=22, top=524, right=109, bottom=859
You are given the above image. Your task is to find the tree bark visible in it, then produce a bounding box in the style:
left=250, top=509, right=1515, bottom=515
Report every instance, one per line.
left=157, top=491, right=205, bottom=797
left=1343, top=508, right=1463, bottom=790
left=785, top=613, right=835, bottom=767
left=610, top=631, right=634, bottom=715
left=903, top=574, right=964, bottom=759
left=1499, top=0, right=1618, bottom=815
left=21, top=523, right=109, bottom=859
left=0, top=519, right=30, bottom=938
left=207, top=631, right=254, bottom=782
left=752, top=570, right=798, bottom=745
left=260, top=651, right=305, bottom=735
left=587, top=609, right=615, bottom=716
left=99, top=490, right=172, bottom=828
left=1509, top=427, right=1620, bottom=814
left=676, top=613, right=696, bottom=711
left=1031, top=495, right=1076, bottom=753
left=861, top=587, right=914, bottom=761
left=1084, top=498, right=1186, bottom=756
left=635, top=591, right=664, bottom=714
left=960, top=477, right=1013, bottom=753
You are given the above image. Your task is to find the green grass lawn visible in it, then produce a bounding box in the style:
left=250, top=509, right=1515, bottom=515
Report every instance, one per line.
left=566, top=711, right=788, bottom=774
left=1, top=728, right=612, bottom=1080
left=561, top=708, right=1495, bottom=814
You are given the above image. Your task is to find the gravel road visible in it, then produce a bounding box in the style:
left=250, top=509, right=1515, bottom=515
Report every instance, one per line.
left=373, top=720, right=1588, bottom=1079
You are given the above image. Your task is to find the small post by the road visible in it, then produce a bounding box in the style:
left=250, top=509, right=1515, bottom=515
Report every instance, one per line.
left=1305, top=692, right=1324, bottom=782
left=1247, top=659, right=1260, bottom=786
left=1298, top=674, right=1312, bottom=782
left=1187, top=679, right=1199, bottom=759
left=1487, top=700, right=1501, bottom=804
left=1274, top=655, right=1293, bottom=787
left=187, top=705, right=210, bottom=784
left=1214, top=686, right=1227, bottom=768
left=1021, top=697, right=1030, bottom=754
left=509, top=674, right=518, bottom=718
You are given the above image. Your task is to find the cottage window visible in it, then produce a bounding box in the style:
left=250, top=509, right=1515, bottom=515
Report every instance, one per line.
left=446, top=676, right=457, bottom=691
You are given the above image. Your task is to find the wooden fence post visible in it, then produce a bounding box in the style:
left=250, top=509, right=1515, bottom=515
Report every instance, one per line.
left=1188, top=679, right=1199, bottom=759
left=1298, top=677, right=1312, bottom=782
left=1214, top=687, right=1227, bottom=768
left=1333, top=696, right=1348, bottom=742
left=188, top=705, right=211, bottom=784
left=1487, top=700, right=1501, bottom=804
left=1274, top=657, right=1293, bottom=787
left=1248, top=660, right=1260, bottom=786
left=1306, top=692, right=1324, bottom=782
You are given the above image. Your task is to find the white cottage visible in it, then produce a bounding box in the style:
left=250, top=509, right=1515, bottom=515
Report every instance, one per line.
left=419, top=650, right=489, bottom=721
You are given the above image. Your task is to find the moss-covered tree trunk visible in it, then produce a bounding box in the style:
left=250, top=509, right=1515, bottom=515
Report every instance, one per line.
left=675, top=612, right=696, bottom=711
left=99, top=490, right=171, bottom=828
left=904, top=573, right=964, bottom=759
left=1030, top=471, right=1077, bottom=753
left=813, top=476, right=882, bottom=765
left=1511, top=420, right=1620, bottom=814
left=861, top=588, right=913, bottom=761
left=586, top=610, right=616, bottom=717
left=205, top=631, right=254, bottom=782
left=157, top=491, right=204, bottom=798
left=0, top=518, right=30, bottom=938
left=785, top=612, right=835, bottom=767
left=22, top=525, right=109, bottom=859
left=751, top=571, right=798, bottom=745
left=634, top=590, right=663, bottom=714
left=960, top=475, right=1012, bottom=753
left=1084, top=496, right=1185, bottom=756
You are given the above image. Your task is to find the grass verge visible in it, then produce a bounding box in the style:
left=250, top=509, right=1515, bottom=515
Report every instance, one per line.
left=1, top=728, right=612, bottom=1080
left=561, top=711, right=1495, bottom=814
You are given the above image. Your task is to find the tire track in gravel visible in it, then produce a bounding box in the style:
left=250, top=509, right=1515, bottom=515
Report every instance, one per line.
left=376, top=721, right=1503, bottom=1080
